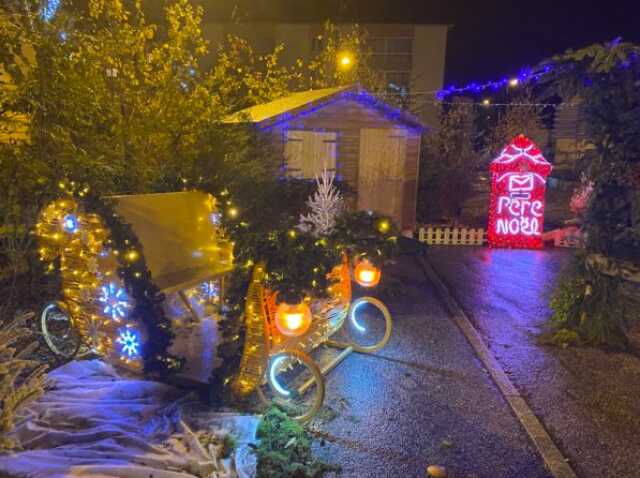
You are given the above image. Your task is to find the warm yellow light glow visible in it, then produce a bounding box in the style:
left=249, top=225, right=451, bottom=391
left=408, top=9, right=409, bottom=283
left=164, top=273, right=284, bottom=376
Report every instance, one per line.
left=228, top=207, right=239, bottom=218
left=126, top=250, right=139, bottom=261
left=36, top=198, right=118, bottom=359
left=275, top=301, right=312, bottom=337
left=358, top=269, right=376, bottom=284
left=482, top=98, right=491, bottom=106
left=354, top=257, right=382, bottom=288
left=338, top=51, right=354, bottom=70
left=283, top=312, right=303, bottom=330
left=509, top=78, right=519, bottom=87
left=377, top=219, right=390, bottom=233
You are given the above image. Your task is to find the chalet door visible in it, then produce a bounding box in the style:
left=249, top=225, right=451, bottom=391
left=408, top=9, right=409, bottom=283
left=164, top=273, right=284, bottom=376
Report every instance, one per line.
left=358, top=128, right=407, bottom=223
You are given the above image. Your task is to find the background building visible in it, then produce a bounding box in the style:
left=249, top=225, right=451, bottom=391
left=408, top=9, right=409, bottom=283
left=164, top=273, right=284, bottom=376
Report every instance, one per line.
left=200, top=21, right=449, bottom=122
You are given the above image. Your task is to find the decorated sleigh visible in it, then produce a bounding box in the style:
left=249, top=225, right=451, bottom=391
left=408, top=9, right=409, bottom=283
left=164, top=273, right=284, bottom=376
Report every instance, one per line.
left=232, top=255, right=392, bottom=421
left=36, top=190, right=392, bottom=421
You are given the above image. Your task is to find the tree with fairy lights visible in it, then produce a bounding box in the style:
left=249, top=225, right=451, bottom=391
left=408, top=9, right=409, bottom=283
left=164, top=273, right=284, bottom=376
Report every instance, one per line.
left=541, top=40, right=640, bottom=348
left=485, top=100, right=548, bottom=157
left=418, top=103, right=479, bottom=223
left=306, top=21, right=385, bottom=93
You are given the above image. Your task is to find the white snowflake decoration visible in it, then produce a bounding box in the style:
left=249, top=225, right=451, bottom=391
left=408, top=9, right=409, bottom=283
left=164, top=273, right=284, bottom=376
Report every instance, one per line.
left=99, top=282, right=131, bottom=321
left=117, top=329, right=141, bottom=358
left=298, top=169, right=344, bottom=237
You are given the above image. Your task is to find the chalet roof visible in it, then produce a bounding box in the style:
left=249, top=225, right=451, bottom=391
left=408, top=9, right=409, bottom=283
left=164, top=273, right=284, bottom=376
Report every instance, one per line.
left=223, top=85, right=424, bottom=130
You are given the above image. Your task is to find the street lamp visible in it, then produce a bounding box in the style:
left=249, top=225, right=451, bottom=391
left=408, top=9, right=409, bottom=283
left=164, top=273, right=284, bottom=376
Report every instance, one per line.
left=337, top=51, right=354, bottom=70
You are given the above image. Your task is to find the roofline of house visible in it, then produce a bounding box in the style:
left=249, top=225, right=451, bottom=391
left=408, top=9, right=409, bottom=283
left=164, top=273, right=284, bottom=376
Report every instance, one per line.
left=225, top=85, right=425, bottom=132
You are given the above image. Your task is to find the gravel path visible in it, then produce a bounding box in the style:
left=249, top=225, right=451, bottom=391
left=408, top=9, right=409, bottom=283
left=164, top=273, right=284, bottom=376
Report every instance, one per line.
left=312, top=255, right=552, bottom=478
left=426, top=246, right=640, bottom=478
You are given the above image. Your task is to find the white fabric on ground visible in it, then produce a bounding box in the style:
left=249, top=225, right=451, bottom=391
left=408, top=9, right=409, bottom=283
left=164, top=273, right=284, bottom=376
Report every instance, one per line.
left=0, top=360, right=257, bottom=478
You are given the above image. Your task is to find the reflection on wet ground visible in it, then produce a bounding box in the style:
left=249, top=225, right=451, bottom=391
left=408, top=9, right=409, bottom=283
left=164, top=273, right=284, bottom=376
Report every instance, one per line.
left=311, top=255, right=552, bottom=478
left=427, top=246, right=640, bottom=478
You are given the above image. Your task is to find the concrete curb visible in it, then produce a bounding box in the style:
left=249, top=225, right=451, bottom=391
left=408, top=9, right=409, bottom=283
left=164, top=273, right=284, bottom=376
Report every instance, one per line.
left=417, top=255, right=578, bottom=478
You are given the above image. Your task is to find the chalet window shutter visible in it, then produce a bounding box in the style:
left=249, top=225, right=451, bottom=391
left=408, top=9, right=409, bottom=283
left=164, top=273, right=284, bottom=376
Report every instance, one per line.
left=285, top=130, right=337, bottom=178
left=284, top=131, right=304, bottom=177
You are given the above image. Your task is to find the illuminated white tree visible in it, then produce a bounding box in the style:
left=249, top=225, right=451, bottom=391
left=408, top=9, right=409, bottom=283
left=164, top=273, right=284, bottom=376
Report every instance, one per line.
left=298, top=169, right=344, bottom=237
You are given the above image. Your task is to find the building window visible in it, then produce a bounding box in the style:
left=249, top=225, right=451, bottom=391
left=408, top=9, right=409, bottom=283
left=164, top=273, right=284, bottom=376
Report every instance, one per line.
left=386, top=38, right=412, bottom=54
left=369, top=38, right=386, bottom=54
left=368, top=37, right=413, bottom=92
left=368, top=37, right=413, bottom=55
left=311, top=36, right=324, bottom=53
left=284, top=130, right=337, bottom=178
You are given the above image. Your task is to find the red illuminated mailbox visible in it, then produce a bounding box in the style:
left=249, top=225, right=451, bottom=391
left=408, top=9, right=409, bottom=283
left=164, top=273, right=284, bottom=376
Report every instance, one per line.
left=487, top=135, right=552, bottom=249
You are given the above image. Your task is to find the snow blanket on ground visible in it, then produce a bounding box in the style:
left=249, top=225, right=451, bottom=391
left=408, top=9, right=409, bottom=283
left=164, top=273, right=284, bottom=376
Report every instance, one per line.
left=0, top=360, right=258, bottom=478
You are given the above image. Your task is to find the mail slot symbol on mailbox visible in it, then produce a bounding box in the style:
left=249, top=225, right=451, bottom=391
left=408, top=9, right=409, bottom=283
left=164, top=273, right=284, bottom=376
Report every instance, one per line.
left=508, top=174, right=534, bottom=193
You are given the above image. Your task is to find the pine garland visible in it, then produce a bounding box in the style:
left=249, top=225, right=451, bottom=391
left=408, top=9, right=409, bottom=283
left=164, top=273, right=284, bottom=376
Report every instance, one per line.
left=82, top=193, right=184, bottom=377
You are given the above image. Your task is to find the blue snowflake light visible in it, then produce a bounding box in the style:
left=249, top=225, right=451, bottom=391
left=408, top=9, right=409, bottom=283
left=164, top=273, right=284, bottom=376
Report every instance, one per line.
left=99, top=282, right=130, bottom=320
left=62, top=214, right=78, bottom=233
left=41, top=0, right=61, bottom=22
left=200, top=280, right=220, bottom=300
left=117, top=328, right=141, bottom=358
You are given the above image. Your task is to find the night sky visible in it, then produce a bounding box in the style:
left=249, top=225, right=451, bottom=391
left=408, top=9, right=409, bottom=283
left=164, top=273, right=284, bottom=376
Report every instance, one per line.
left=181, top=0, right=640, bottom=88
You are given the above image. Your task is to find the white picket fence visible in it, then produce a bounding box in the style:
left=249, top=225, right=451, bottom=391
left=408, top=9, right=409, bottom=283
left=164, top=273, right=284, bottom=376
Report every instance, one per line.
left=417, top=225, right=485, bottom=246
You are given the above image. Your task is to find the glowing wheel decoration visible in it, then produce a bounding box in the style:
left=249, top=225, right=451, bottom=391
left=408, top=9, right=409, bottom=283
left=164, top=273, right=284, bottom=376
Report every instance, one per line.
left=487, top=135, right=552, bottom=249
left=345, top=297, right=392, bottom=353
left=257, top=350, right=325, bottom=423
left=40, top=302, right=82, bottom=358
left=117, top=328, right=141, bottom=358
left=99, top=282, right=131, bottom=321
left=349, top=299, right=368, bottom=332
left=269, top=356, right=291, bottom=397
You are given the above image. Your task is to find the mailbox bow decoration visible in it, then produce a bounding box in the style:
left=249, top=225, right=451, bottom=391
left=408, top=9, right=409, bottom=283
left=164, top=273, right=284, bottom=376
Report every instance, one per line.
left=487, top=135, right=552, bottom=249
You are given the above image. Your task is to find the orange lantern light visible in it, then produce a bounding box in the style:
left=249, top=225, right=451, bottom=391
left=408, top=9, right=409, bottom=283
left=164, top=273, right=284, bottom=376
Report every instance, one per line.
left=275, top=301, right=312, bottom=337
left=354, top=257, right=381, bottom=288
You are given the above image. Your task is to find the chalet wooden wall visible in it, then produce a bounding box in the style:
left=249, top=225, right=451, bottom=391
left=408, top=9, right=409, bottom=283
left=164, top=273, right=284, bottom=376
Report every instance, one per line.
left=264, top=99, right=421, bottom=231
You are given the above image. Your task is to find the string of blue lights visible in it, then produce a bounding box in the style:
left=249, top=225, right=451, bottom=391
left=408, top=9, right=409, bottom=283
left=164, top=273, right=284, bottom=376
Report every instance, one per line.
left=435, top=65, right=554, bottom=100
left=434, top=38, right=639, bottom=101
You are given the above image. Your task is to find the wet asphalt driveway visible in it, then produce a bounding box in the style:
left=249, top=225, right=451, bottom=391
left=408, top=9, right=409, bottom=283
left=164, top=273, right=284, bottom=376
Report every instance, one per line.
left=426, top=246, right=640, bottom=478
left=311, top=254, right=552, bottom=478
